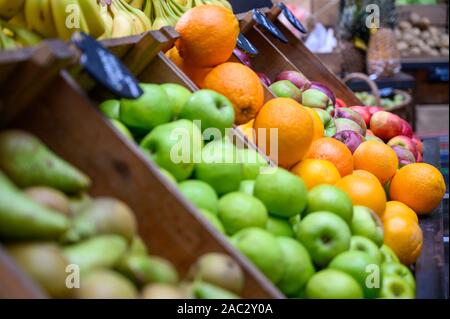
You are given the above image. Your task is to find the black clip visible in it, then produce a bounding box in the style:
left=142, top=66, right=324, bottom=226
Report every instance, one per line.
left=278, top=2, right=307, bottom=34
left=236, top=33, right=259, bottom=55
left=252, top=9, right=288, bottom=44
left=72, top=32, right=143, bottom=99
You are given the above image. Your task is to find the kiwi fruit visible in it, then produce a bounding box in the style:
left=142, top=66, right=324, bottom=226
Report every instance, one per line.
left=187, top=253, right=245, bottom=295
left=24, top=187, right=70, bottom=216
left=141, top=283, right=185, bottom=299
left=75, top=269, right=138, bottom=299
left=7, top=242, right=72, bottom=298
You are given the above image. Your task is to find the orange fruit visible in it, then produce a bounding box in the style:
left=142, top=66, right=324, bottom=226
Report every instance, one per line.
left=166, top=46, right=212, bottom=88
left=237, top=119, right=255, bottom=143
left=305, top=108, right=325, bottom=141
left=203, top=62, right=264, bottom=125
left=336, top=174, right=387, bottom=216
left=305, top=137, right=354, bottom=177
left=383, top=216, right=423, bottom=265
left=291, top=159, right=341, bottom=190
left=352, top=170, right=380, bottom=183
left=353, top=140, right=398, bottom=185
left=390, top=163, right=446, bottom=215
left=175, top=5, right=239, bottom=68
left=253, top=98, right=314, bottom=168
left=382, top=201, right=418, bottom=224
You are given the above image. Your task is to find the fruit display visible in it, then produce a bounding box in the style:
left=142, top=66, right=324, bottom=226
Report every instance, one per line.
left=0, top=130, right=245, bottom=299
left=395, top=12, right=449, bottom=57
left=0, top=0, right=232, bottom=50
left=355, top=91, right=406, bottom=110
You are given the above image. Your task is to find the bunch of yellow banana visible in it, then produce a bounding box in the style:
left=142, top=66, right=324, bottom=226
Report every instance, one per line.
left=126, top=0, right=232, bottom=30
left=0, top=18, right=42, bottom=51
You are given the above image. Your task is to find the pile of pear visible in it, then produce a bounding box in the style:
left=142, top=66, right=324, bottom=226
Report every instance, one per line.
left=0, top=130, right=244, bottom=299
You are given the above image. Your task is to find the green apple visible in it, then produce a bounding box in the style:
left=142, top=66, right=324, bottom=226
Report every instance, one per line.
left=305, top=269, right=364, bottom=299
left=120, top=84, right=172, bottom=133
left=265, top=216, right=294, bottom=238
left=254, top=168, right=307, bottom=218
left=179, top=180, right=219, bottom=214
left=381, top=263, right=415, bottom=291
left=217, top=192, right=268, bottom=235
left=195, top=139, right=243, bottom=195
left=159, top=168, right=177, bottom=185
left=289, top=214, right=301, bottom=234
left=304, top=185, right=353, bottom=224
left=198, top=209, right=226, bottom=234
left=379, top=274, right=415, bottom=299
left=99, top=99, right=120, bottom=120
left=239, top=148, right=268, bottom=180
left=231, top=228, right=284, bottom=283
left=239, top=180, right=255, bottom=196
left=350, top=236, right=382, bottom=265
left=180, top=89, right=235, bottom=137
left=351, top=206, right=384, bottom=246
left=160, top=83, right=192, bottom=119
left=329, top=251, right=381, bottom=299
left=296, top=211, right=351, bottom=267
left=140, top=119, right=203, bottom=181
left=276, top=237, right=315, bottom=296
left=380, top=244, right=400, bottom=264
left=110, top=119, right=134, bottom=141
left=269, top=80, right=302, bottom=102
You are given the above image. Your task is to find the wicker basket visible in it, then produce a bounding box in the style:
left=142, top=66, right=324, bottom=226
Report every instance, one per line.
left=343, top=72, right=414, bottom=125
left=367, top=28, right=401, bottom=78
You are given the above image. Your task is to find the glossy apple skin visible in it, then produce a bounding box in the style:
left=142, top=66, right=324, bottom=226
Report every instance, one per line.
left=275, top=70, right=309, bottom=90
left=399, top=120, right=414, bottom=138
left=367, top=106, right=384, bottom=115
left=333, top=130, right=365, bottom=153
left=350, top=106, right=371, bottom=126
left=370, top=111, right=403, bottom=141
left=387, top=135, right=418, bottom=159
left=335, top=118, right=366, bottom=136
left=416, top=152, right=423, bottom=163
left=391, top=145, right=416, bottom=168
left=412, top=136, right=424, bottom=156
left=335, top=108, right=367, bottom=134
left=335, top=98, right=347, bottom=108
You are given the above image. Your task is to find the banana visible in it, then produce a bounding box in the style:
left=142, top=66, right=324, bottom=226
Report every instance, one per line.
left=8, top=12, right=28, bottom=28
left=0, top=0, right=25, bottom=19
left=2, top=19, right=42, bottom=46
left=120, top=0, right=151, bottom=33
left=116, top=0, right=144, bottom=35
left=151, top=0, right=171, bottom=30
left=98, top=2, right=113, bottom=39
left=142, top=0, right=153, bottom=20
left=129, top=0, right=144, bottom=10
left=167, top=0, right=185, bottom=18
left=0, top=28, right=17, bottom=50
left=51, top=0, right=89, bottom=40
left=77, top=0, right=106, bottom=38
left=110, top=0, right=132, bottom=38
left=25, top=0, right=57, bottom=38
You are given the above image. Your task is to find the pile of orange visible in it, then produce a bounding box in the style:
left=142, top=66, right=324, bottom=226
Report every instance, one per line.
left=169, top=5, right=265, bottom=125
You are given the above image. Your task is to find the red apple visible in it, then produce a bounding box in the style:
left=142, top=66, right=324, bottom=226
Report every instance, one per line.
left=366, top=129, right=375, bottom=136
left=350, top=106, right=371, bottom=126
left=370, top=111, right=403, bottom=141
left=416, top=152, right=423, bottom=163
left=336, top=98, right=347, bottom=108
left=387, top=135, right=418, bottom=159
left=391, top=146, right=416, bottom=168
left=334, top=108, right=367, bottom=135
left=412, top=136, right=424, bottom=155
left=333, top=130, right=365, bottom=153
left=335, top=118, right=366, bottom=136
left=399, top=120, right=414, bottom=138
left=275, top=70, right=310, bottom=90
left=367, top=106, right=384, bottom=116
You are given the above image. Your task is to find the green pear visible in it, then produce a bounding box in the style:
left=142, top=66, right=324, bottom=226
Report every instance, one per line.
left=120, top=83, right=172, bottom=133
left=193, top=282, right=240, bottom=299
left=178, top=180, right=219, bottom=214
left=63, top=235, right=128, bottom=273
left=239, top=148, right=269, bottom=180
left=0, top=130, right=91, bottom=193
left=160, top=83, right=192, bottom=119
left=129, top=236, right=148, bottom=256
left=140, top=119, right=204, bottom=181
left=110, top=119, right=134, bottom=141
left=0, top=171, right=70, bottom=240
left=195, top=139, right=243, bottom=195
left=141, top=283, right=185, bottom=299
left=24, top=186, right=71, bottom=216
left=99, top=99, right=120, bottom=120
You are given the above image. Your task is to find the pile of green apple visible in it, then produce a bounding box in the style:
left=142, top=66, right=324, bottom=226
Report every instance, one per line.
left=99, top=83, right=416, bottom=299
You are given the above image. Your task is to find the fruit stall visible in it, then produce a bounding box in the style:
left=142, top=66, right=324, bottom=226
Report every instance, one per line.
left=0, top=0, right=448, bottom=301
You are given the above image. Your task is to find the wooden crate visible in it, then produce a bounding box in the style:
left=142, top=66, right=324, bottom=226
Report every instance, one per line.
left=0, top=36, right=283, bottom=299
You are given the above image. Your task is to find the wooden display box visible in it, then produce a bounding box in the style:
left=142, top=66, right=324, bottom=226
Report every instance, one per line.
left=0, top=34, right=283, bottom=299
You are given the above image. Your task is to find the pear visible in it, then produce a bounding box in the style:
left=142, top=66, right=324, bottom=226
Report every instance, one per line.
left=192, top=282, right=240, bottom=299
left=63, top=235, right=128, bottom=273
left=187, top=253, right=245, bottom=295
left=0, top=172, right=69, bottom=240
left=0, top=130, right=91, bottom=193
left=7, top=242, right=73, bottom=298
left=75, top=269, right=138, bottom=299
left=129, top=236, right=148, bottom=256
left=141, top=283, right=185, bottom=299
left=24, top=186, right=71, bottom=216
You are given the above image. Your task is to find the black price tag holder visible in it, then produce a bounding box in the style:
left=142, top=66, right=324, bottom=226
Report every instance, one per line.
left=252, top=9, right=288, bottom=44
left=72, top=32, right=143, bottom=100
left=277, top=2, right=307, bottom=34
left=236, top=33, right=259, bottom=56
